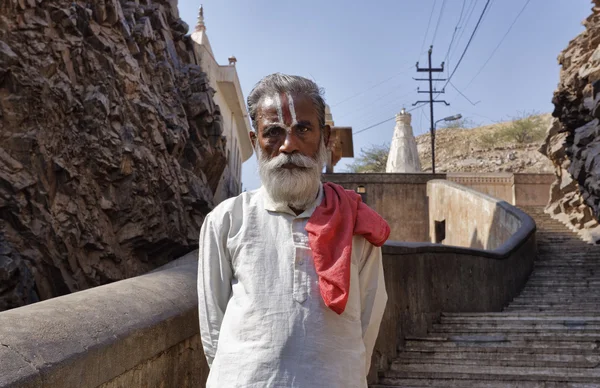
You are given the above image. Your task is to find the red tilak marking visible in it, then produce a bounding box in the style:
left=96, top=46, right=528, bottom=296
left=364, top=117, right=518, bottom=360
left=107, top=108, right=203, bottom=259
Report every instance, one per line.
left=279, top=92, right=293, bottom=126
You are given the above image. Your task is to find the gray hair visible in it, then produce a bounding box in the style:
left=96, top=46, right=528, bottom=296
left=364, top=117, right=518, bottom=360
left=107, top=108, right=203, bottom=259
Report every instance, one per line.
left=247, top=73, right=326, bottom=131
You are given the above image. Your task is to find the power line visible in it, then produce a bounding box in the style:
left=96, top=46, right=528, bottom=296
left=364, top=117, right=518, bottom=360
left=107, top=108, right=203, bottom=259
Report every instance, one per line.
left=464, top=0, right=532, bottom=90
left=449, top=81, right=480, bottom=105
left=330, top=63, right=413, bottom=108
left=448, top=0, right=479, bottom=61
left=419, top=0, right=438, bottom=57
left=341, top=87, right=417, bottom=124
left=444, top=0, right=467, bottom=73
left=440, top=0, right=492, bottom=91
left=431, top=0, right=447, bottom=47
left=353, top=103, right=426, bottom=136
left=353, top=0, right=491, bottom=138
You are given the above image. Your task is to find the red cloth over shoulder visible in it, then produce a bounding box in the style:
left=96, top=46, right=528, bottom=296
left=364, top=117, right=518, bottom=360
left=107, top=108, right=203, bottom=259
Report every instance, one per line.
left=305, top=182, right=390, bottom=314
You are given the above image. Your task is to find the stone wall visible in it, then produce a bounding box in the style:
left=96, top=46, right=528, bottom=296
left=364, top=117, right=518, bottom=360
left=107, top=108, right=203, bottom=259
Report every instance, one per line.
left=0, top=0, right=226, bottom=310
left=0, top=254, right=209, bottom=388
left=324, top=173, right=553, bottom=243
left=540, top=1, right=600, bottom=243
left=323, top=173, right=446, bottom=242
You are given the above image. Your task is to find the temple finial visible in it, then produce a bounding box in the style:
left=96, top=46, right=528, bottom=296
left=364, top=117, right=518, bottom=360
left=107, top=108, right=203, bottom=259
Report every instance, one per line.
left=196, top=5, right=205, bottom=31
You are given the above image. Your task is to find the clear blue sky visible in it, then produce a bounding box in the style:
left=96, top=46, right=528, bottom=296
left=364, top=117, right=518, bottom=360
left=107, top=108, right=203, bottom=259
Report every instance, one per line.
left=178, top=0, right=591, bottom=191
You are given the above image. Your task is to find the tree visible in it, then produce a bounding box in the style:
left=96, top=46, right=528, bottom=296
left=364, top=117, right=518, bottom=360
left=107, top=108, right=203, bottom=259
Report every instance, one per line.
left=345, top=143, right=390, bottom=173
left=498, top=111, right=545, bottom=144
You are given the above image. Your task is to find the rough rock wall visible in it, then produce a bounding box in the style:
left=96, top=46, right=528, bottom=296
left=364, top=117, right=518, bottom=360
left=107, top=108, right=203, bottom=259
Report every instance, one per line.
left=0, top=0, right=227, bottom=309
left=540, top=1, right=600, bottom=243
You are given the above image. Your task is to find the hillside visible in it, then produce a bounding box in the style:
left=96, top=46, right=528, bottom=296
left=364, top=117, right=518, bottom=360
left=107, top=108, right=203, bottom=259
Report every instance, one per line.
left=415, top=114, right=555, bottom=173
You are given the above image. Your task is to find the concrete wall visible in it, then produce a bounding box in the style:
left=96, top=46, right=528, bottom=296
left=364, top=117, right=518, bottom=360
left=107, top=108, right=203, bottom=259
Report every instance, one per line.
left=447, top=172, right=554, bottom=207
left=323, top=173, right=446, bottom=242
left=368, top=180, right=536, bottom=383
left=0, top=252, right=209, bottom=388
left=428, top=180, right=522, bottom=249
left=447, top=173, right=515, bottom=204
left=513, top=173, right=555, bottom=207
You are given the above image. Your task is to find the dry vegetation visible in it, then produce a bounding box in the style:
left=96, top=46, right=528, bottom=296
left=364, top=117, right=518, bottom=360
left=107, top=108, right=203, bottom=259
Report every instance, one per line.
left=416, top=113, right=554, bottom=173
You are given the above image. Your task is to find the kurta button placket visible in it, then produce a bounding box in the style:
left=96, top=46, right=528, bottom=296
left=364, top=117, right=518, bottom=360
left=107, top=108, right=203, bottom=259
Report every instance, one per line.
left=292, top=218, right=308, bottom=303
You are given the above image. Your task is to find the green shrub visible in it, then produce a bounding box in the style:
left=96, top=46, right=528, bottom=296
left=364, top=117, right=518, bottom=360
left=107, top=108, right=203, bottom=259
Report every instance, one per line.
left=498, top=112, right=545, bottom=144
left=346, top=143, right=390, bottom=173
left=478, top=131, right=500, bottom=148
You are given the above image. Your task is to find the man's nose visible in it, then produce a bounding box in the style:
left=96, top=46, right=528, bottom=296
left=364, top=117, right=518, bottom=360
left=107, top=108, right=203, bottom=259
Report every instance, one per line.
left=279, top=131, right=300, bottom=154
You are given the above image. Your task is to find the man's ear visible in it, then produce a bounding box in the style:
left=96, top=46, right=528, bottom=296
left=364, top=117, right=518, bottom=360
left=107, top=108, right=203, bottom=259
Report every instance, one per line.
left=249, top=131, right=257, bottom=149
left=322, top=125, right=331, bottom=147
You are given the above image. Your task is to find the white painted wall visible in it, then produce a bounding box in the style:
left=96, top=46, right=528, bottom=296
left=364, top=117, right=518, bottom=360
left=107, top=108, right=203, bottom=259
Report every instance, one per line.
left=190, top=28, right=252, bottom=204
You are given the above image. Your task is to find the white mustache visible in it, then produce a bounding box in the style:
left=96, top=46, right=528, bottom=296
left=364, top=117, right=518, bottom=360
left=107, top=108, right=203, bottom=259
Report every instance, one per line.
left=261, top=152, right=319, bottom=169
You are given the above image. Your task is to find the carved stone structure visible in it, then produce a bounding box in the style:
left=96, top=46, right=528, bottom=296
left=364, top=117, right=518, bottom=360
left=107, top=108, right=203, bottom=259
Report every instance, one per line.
left=540, top=1, right=600, bottom=242
left=386, top=108, right=422, bottom=173
left=0, top=0, right=227, bottom=309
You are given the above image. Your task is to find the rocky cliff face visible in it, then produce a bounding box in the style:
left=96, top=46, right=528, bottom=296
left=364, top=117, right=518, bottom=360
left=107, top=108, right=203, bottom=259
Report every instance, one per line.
left=540, top=1, right=600, bottom=243
left=0, top=0, right=227, bottom=309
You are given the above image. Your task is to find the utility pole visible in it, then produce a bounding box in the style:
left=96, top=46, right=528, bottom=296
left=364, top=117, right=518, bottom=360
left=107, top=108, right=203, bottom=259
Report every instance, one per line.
left=413, top=46, right=449, bottom=174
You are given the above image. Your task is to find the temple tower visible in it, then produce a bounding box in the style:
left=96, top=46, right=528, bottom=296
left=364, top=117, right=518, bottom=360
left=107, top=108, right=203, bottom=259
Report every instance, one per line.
left=386, top=108, right=422, bottom=173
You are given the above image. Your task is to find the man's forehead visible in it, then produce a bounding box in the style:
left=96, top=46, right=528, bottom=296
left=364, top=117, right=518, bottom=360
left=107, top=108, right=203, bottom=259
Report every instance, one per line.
left=257, top=92, right=316, bottom=120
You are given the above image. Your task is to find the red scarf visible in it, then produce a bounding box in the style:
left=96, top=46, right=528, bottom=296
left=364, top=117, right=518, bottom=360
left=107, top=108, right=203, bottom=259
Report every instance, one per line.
left=306, top=182, right=390, bottom=314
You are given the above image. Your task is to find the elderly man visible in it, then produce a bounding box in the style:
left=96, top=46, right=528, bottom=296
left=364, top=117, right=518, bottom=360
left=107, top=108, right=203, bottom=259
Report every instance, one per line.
left=198, top=73, right=389, bottom=387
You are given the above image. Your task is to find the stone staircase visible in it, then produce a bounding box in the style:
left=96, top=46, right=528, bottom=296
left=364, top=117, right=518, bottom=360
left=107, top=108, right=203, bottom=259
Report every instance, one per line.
left=372, top=206, right=600, bottom=388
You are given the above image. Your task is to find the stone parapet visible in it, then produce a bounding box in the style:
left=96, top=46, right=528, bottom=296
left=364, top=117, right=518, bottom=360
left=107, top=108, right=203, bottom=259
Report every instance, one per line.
left=0, top=253, right=208, bottom=388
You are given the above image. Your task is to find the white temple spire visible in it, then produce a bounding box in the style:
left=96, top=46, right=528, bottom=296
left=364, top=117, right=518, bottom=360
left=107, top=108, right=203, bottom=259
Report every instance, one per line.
left=386, top=108, right=422, bottom=173
left=195, top=5, right=205, bottom=32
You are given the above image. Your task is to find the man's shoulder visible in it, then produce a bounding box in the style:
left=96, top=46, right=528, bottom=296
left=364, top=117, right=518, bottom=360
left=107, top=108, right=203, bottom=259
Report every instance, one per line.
left=206, top=188, right=262, bottom=220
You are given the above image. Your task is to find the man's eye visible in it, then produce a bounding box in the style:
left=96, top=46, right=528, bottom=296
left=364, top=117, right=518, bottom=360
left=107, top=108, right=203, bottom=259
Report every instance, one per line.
left=264, top=127, right=283, bottom=137
left=296, top=126, right=309, bottom=133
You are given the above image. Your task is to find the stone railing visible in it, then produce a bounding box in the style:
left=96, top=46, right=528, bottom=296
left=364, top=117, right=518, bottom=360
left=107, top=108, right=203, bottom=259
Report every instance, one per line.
left=368, top=180, right=536, bottom=383
left=0, top=252, right=208, bottom=388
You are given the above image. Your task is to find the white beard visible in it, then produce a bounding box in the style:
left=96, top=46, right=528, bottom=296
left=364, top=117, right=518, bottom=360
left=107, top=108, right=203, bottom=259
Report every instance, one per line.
left=256, top=139, right=328, bottom=210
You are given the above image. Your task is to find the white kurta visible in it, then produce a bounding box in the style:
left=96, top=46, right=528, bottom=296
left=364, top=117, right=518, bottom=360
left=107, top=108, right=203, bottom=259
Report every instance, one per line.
left=198, top=184, right=387, bottom=388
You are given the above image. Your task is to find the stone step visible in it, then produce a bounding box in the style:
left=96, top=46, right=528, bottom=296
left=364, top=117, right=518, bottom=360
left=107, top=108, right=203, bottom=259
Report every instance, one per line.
left=518, top=288, right=600, bottom=294
left=431, top=325, right=600, bottom=335
left=503, top=309, right=600, bottom=314
left=440, top=315, right=600, bottom=323
left=507, top=302, right=600, bottom=309
left=383, top=364, right=600, bottom=383
left=372, top=380, right=597, bottom=388
left=433, top=322, right=600, bottom=330
left=512, top=298, right=600, bottom=305
left=393, top=350, right=600, bottom=368
left=441, top=312, right=600, bottom=318
left=404, top=336, right=600, bottom=350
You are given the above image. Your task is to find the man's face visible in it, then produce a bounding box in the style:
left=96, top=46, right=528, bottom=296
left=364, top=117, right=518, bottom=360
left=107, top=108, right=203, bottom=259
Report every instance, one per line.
left=250, top=92, right=330, bottom=209
left=252, top=92, right=328, bottom=162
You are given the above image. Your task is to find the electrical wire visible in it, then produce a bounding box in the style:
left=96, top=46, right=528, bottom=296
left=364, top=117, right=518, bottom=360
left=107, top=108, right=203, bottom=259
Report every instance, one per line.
left=353, top=102, right=427, bottom=135
left=338, top=87, right=416, bottom=123
left=448, top=0, right=478, bottom=61
left=464, top=0, right=532, bottom=90
left=449, top=81, right=480, bottom=105
left=353, top=0, right=492, bottom=137
left=431, top=0, right=447, bottom=46
left=440, top=0, right=492, bottom=91
left=444, top=0, right=467, bottom=74
left=419, top=0, right=438, bottom=57
left=330, top=62, right=413, bottom=108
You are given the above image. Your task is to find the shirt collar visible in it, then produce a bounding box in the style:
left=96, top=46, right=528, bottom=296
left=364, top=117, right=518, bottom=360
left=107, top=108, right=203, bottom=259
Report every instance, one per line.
left=261, top=183, right=323, bottom=218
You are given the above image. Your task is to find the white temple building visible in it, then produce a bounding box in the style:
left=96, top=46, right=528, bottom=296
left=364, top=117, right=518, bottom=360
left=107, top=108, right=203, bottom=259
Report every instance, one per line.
left=190, top=6, right=253, bottom=203
left=385, top=108, right=422, bottom=173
